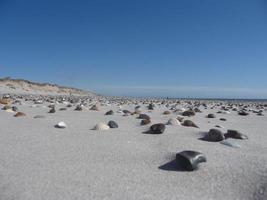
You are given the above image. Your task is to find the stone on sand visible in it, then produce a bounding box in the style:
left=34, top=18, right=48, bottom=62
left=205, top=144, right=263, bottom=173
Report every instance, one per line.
left=176, top=151, right=207, bottom=171
left=182, top=120, right=199, bottom=128
left=14, top=112, right=26, bottom=117
left=12, top=106, right=18, bottom=112
left=207, top=113, right=216, bottom=118
left=182, top=110, right=195, bottom=117
left=148, top=103, right=154, bottom=110
left=141, top=119, right=151, bottom=125
left=49, top=107, right=56, bottom=113
left=138, top=114, right=150, bottom=120
left=163, top=110, right=171, bottom=115
left=238, top=110, right=249, bottom=116
left=225, top=130, right=248, bottom=140
left=75, top=105, right=83, bottom=111
left=194, top=108, right=202, bottom=113
left=93, top=122, right=110, bottom=131
left=108, top=121, right=118, bottom=128
left=105, top=110, right=114, bottom=115
left=149, top=123, right=166, bottom=134
left=207, top=129, right=225, bottom=142
left=123, top=110, right=131, bottom=114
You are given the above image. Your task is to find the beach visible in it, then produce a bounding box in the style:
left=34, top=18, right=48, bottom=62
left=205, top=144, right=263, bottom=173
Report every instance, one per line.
left=0, top=94, right=267, bottom=200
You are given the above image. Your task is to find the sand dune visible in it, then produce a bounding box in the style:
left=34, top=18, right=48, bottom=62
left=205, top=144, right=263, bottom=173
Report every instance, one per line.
left=0, top=78, right=94, bottom=96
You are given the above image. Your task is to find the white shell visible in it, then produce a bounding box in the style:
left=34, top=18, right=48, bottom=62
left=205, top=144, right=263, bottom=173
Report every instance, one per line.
left=167, top=118, right=181, bottom=126
left=57, top=121, right=67, bottom=128
left=93, top=122, right=110, bottom=131
left=5, top=109, right=14, bottom=113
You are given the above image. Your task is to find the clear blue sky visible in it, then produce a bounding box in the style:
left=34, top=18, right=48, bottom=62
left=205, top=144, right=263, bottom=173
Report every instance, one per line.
left=0, top=0, right=267, bottom=98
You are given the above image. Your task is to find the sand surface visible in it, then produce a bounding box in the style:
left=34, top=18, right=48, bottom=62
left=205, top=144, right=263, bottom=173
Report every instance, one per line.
left=0, top=97, right=267, bottom=200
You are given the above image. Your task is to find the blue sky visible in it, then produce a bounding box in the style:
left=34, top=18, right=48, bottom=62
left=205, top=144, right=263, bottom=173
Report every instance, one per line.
left=0, top=0, right=267, bottom=98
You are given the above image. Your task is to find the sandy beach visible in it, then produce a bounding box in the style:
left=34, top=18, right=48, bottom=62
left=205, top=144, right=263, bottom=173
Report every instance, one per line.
left=0, top=93, right=267, bottom=200
left=1, top=0, right=267, bottom=199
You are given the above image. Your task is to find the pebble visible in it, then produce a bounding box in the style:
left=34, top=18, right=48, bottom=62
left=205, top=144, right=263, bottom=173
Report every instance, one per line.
left=74, top=105, right=83, bottom=111
left=138, top=114, right=150, bottom=120
left=108, top=121, right=118, bottom=128
left=163, top=110, right=171, bottom=115
left=182, top=110, right=195, bottom=117
left=105, top=110, right=114, bottom=115
left=207, top=129, right=225, bottom=142
left=12, top=106, right=18, bottom=112
left=141, top=119, right=151, bottom=125
left=225, top=130, right=248, bottom=140
left=194, top=108, right=202, bottom=113
left=176, top=151, right=207, bottom=171
left=238, top=110, right=249, bottom=116
left=123, top=110, right=131, bottom=114
left=207, top=113, right=216, bottom=118
left=14, top=112, right=26, bottom=117
left=49, top=107, right=56, bottom=113
left=148, top=103, right=154, bottom=110
left=149, top=123, right=166, bottom=134
left=182, top=120, right=199, bottom=128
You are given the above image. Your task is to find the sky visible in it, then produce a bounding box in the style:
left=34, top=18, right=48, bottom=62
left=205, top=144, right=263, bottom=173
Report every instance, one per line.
left=0, top=0, right=267, bottom=98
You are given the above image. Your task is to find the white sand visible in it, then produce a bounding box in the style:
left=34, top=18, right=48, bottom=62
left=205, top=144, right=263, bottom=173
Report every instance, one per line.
left=0, top=98, right=267, bottom=200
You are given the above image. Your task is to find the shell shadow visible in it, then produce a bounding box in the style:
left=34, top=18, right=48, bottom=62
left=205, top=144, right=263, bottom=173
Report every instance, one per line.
left=142, top=130, right=153, bottom=134
left=158, top=159, right=188, bottom=172
left=54, top=125, right=65, bottom=128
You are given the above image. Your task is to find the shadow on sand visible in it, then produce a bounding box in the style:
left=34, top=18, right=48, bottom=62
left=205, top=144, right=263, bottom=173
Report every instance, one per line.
left=158, top=159, right=188, bottom=172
